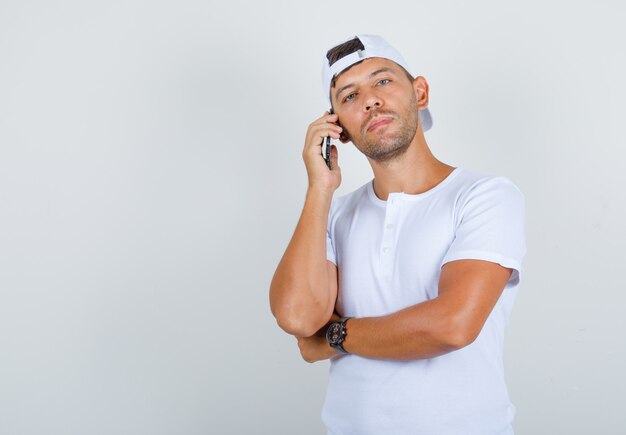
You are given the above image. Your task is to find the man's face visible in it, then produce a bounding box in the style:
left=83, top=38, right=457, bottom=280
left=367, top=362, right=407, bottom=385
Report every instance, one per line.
left=330, top=57, right=423, bottom=164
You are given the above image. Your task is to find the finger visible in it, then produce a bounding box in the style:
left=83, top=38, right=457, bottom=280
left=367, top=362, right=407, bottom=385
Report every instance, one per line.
left=306, top=128, right=342, bottom=150
left=320, top=111, right=339, bottom=121
left=310, top=124, right=343, bottom=141
left=319, top=130, right=342, bottom=142
left=312, top=112, right=339, bottom=127
left=330, top=144, right=339, bottom=166
left=309, top=122, right=343, bottom=139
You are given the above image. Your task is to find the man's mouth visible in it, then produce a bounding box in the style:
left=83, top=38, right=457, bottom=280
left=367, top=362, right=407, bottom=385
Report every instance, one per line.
left=366, top=116, right=393, bottom=132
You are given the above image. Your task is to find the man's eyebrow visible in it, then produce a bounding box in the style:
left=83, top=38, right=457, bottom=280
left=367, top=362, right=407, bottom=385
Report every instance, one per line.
left=335, top=67, right=396, bottom=101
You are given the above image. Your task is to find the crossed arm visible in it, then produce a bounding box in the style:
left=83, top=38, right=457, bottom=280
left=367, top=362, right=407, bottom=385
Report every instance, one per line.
left=295, top=258, right=513, bottom=363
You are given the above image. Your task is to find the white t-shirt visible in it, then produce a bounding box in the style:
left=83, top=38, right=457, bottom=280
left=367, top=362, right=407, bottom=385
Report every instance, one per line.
left=322, top=166, right=526, bottom=435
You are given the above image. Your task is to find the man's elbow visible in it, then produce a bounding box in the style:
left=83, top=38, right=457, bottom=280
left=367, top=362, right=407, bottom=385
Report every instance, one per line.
left=440, top=316, right=482, bottom=350
left=274, top=307, right=329, bottom=337
left=275, top=315, right=317, bottom=337
left=269, top=285, right=330, bottom=337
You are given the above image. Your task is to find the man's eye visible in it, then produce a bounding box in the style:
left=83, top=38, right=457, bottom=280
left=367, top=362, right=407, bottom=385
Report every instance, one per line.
left=344, top=93, right=357, bottom=102
left=378, top=79, right=390, bottom=85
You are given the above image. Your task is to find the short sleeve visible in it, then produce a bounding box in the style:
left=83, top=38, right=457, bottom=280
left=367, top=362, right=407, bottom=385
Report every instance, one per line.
left=325, top=197, right=337, bottom=265
left=326, top=229, right=337, bottom=265
left=441, top=177, right=527, bottom=287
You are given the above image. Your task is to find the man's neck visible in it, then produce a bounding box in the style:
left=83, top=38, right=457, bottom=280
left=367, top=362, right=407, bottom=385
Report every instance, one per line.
left=368, top=133, right=455, bottom=201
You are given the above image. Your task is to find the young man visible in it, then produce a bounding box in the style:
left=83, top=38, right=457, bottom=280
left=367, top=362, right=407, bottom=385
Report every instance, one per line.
left=269, top=34, right=526, bottom=435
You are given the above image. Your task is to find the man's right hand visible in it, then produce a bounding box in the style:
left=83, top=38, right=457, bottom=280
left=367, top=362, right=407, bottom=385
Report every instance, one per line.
left=302, top=111, right=342, bottom=192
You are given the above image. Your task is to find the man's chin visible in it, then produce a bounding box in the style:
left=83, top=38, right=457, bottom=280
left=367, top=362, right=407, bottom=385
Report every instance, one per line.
left=358, top=140, right=410, bottom=162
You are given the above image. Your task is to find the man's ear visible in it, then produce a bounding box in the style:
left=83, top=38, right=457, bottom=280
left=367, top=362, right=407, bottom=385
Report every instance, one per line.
left=412, top=76, right=429, bottom=111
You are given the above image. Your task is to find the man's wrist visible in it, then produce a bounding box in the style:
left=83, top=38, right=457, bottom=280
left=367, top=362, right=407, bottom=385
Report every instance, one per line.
left=326, top=316, right=352, bottom=355
left=307, top=185, right=334, bottom=200
left=327, top=342, right=341, bottom=359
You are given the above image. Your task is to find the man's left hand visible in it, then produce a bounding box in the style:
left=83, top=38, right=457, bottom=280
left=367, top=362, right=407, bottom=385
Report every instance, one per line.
left=296, top=311, right=345, bottom=363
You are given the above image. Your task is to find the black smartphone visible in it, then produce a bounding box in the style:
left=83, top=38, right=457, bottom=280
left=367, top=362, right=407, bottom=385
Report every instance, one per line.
left=324, top=108, right=334, bottom=169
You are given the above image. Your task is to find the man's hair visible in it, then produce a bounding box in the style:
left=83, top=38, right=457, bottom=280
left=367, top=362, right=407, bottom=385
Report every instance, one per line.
left=326, top=37, right=414, bottom=90
left=326, top=37, right=365, bottom=68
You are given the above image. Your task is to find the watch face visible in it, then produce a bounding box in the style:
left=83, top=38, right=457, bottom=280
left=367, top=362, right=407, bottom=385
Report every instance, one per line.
left=327, top=322, right=344, bottom=345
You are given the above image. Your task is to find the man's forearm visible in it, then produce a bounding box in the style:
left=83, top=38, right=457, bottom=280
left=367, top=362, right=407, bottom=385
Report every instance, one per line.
left=336, top=259, right=510, bottom=361
left=270, top=187, right=334, bottom=336
left=341, top=298, right=467, bottom=361
left=295, top=303, right=468, bottom=364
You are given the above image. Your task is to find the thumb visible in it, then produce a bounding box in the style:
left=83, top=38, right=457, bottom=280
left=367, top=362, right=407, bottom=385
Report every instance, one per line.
left=330, top=144, right=339, bottom=168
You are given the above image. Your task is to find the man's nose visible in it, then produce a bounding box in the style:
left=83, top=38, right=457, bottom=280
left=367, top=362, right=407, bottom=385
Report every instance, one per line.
left=364, top=93, right=383, bottom=111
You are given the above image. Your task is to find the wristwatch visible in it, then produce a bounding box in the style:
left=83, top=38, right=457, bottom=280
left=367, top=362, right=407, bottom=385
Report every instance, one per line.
left=326, top=316, right=352, bottom=354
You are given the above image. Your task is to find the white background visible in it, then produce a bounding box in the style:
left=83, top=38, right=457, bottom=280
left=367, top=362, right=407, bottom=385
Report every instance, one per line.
left=1, top=0, right=624, bottom=434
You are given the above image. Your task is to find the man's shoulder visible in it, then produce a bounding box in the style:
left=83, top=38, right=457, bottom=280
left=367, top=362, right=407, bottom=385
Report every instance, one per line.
left=454, top=167, right=523, bottom=198
left=450, top=168, right=525, bottom=221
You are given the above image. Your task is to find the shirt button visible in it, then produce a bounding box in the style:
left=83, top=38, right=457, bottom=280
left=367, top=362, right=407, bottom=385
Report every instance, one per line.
left=386, top=223, right=394, bottom=230
left=382, top=247, right=390, bottom=254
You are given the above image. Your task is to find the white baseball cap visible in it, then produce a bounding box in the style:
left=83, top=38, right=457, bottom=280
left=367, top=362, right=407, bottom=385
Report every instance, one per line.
left=321, top=34, right=432, bottom=131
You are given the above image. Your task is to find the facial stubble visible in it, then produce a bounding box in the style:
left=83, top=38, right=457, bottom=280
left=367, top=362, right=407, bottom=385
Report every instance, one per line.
left=343, top=95, right=420, bottom=165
